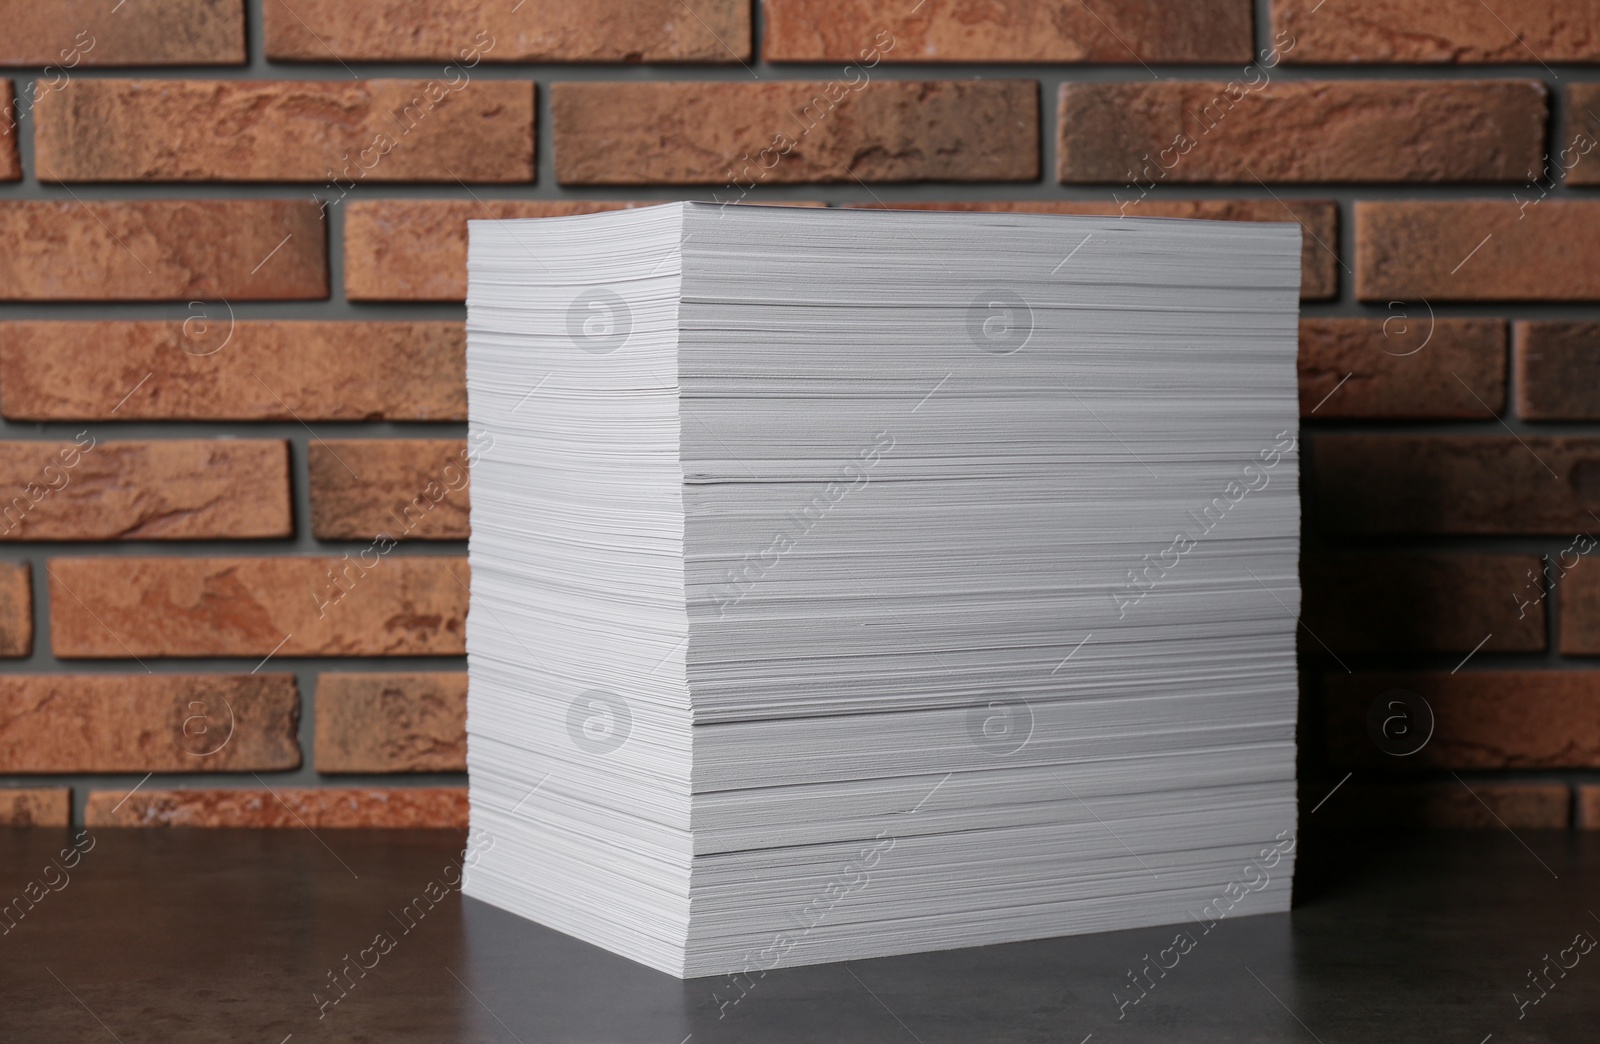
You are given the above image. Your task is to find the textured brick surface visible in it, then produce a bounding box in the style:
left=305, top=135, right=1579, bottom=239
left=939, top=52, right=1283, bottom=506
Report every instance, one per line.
left=0, top=788, right=70, bottom=827
left=1323, top=672, right=1600, bottom=769
left=1563, top=86, right=1600, bottom=187
left=1300, top=553, right=1545, bottom=654
left=0, top=674, right=300, bottom=772
left=266, top=0, right=748, bottom=61
left=1514, top=323, right=1600, bottom=421
left=1059, top=81, right=1545, bottom=184
left=1274, top=1, right=1600, bottom=64
left=0, top=82, right=18, bottom=181
left=0, top=562, right=29, bottom=658
left=1581, top=786, right=1600, bottom=828
left=0, top=200, right=326, bottom=301
left=1356, top=202, right=1600, bottom=302
left=1299, top=319, right=1506, bottom=418
left=1560, top=568, right=1600, bottom=656
left=1322, top=782, right=1571, bottom=829
left=310, top=440, right=471, bottom=541
left=0, top=321, right=464, bottom=421
left=86, top=786, right=468, bottom=827
left=853, top=200, right=1338, bottom=300
left=48, top=557, right=469, bottom=658
left=35, top=79, right=534, bottom=182
left=0, top=0, right=245, bottom=65
left=552, top=81, right=1040, bottom=185
left=315, top=673, right=467, bottom=773
left=345, top=201, right=641, bottom=301
left=764, top=0, right=1253, bottom=63
left=1308, top=435, right=1600, bottom=535
left=0, top=439, right=290, bottom=541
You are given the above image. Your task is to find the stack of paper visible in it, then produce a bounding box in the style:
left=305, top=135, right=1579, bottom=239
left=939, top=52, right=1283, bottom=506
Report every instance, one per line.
left=462, top=202, right=1302, bottom=978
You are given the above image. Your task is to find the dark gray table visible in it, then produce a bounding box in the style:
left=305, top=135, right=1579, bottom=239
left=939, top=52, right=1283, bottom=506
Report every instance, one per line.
left=2, top=827, right=1595, bottom=1042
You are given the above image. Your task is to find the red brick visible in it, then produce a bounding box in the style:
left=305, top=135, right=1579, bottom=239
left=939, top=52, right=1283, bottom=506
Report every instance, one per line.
left=266, top=0, right=748, bottom=62
left=765, top=0, right=1252, bottom=63
left=310, top=440, right=471, bottom=541
left=1514, top=323, right=1600, bottom=421
left=851, top=200, right=1337, bottom=301
left=552, top=81, right=1039, bottom=185
left=0, top=82, right=19, bottom=181
left=1561, top=86, right=1600, bottom=186
left=0, top=321, right=463, bottom=421
left=48, top=557, right=469, bottom=658
left=0, top=439, right=290, bottom=541
left=1323, top=672, right=1600, bottom=769
left=0, top=562, right=29, bottom=658
left=1356, top=201, right=1600, bottom=303
left=1321, top=782, right=1570, bottom=828
left=0, top=788, right=69, bottom=827
left=0, top=1, right=241, bottom=65
left=1559, top=568, right=1600, bottom=656
left=36, top=79, right=533, bottom=183
left=0, top=674, right=299, bottom=772
left=0, top=200, right=326, bottom=301
left=1308, top=435, right=1600, bottom=535
left=345, top=201, right=642, bottom=302
left=315, top=673, right=466, bottom=773
left=1275, top=0, right=1600, bottom=63
left=1059, top=81, right=1545, bottom=184
left=1301, top=553, right=1545, bottom=654
left=85, top=786, right=467, bottom=827
left=1580, top=785, right=1600, bottom=828
left=1300, top=319, right=1505, bottom=418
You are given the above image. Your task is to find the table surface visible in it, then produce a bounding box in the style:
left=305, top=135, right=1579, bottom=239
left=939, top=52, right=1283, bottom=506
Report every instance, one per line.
left=1, top=826, right=1595, bottom=1043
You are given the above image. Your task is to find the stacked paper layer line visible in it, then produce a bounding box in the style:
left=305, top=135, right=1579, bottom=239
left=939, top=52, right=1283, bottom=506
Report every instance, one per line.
left=462, top=202, right=1303, bottom=978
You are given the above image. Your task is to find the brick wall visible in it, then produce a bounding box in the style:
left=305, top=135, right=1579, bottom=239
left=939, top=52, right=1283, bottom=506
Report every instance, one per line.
left=1, top=0, right=1597, bottom=831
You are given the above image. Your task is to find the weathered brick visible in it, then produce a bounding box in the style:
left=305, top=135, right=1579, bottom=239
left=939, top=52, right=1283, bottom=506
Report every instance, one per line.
left=0, top=439, right=290, bottom=540
left=345, top=201, right=641, bottom=302
left=0, top=321, right=464, bottom=421
left=0, top=674, right=300, bottom=772
left=1559, top=568, right=1600, bottom=655
left=1308, top=435, right=1600, bottom=535
left=0, top=788, right=69, bottom=827
left=1356, top=201, right=1600, bottom=302
left=0, top=200, right=326, bottom=301
left=1580, top=785, right=1600, bottom=828
left=315, top=673, right=466, bottom=773
left=0, top=0, right=244, bottom=66
left=1299, top=318, right=1505, bottom=418
left=1275, top=0, right=1600, bottom=64
left=852, top=200, right=1337, bottom=300
left=0, top=562, right=29, bottom=658
left=310, top=440, right=471, bottom=541
left=1323, top=672, right=1600, bottom=769
left=1561, top=85, right=1600, bottom=186
left=1514, top=322, right=1600, bottom=421
left=35, top=79, right=533, bottom=182
left=765, top=0, right=1253, bottom=63
left=1, top=82, right=19, bottom=181
left=1301, top=553, right=1544, bottom=654
left=48, top=557, right=469, bottom=658
left=1059, top=81, right=1545, bottom=184
left=85, top=786, right=468, bottom=827
left=552, top=81, right=1039, bottom=185
left=266, top=0, right=748, bottom=62
left=1320, top=782, right=1570, bottom=828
